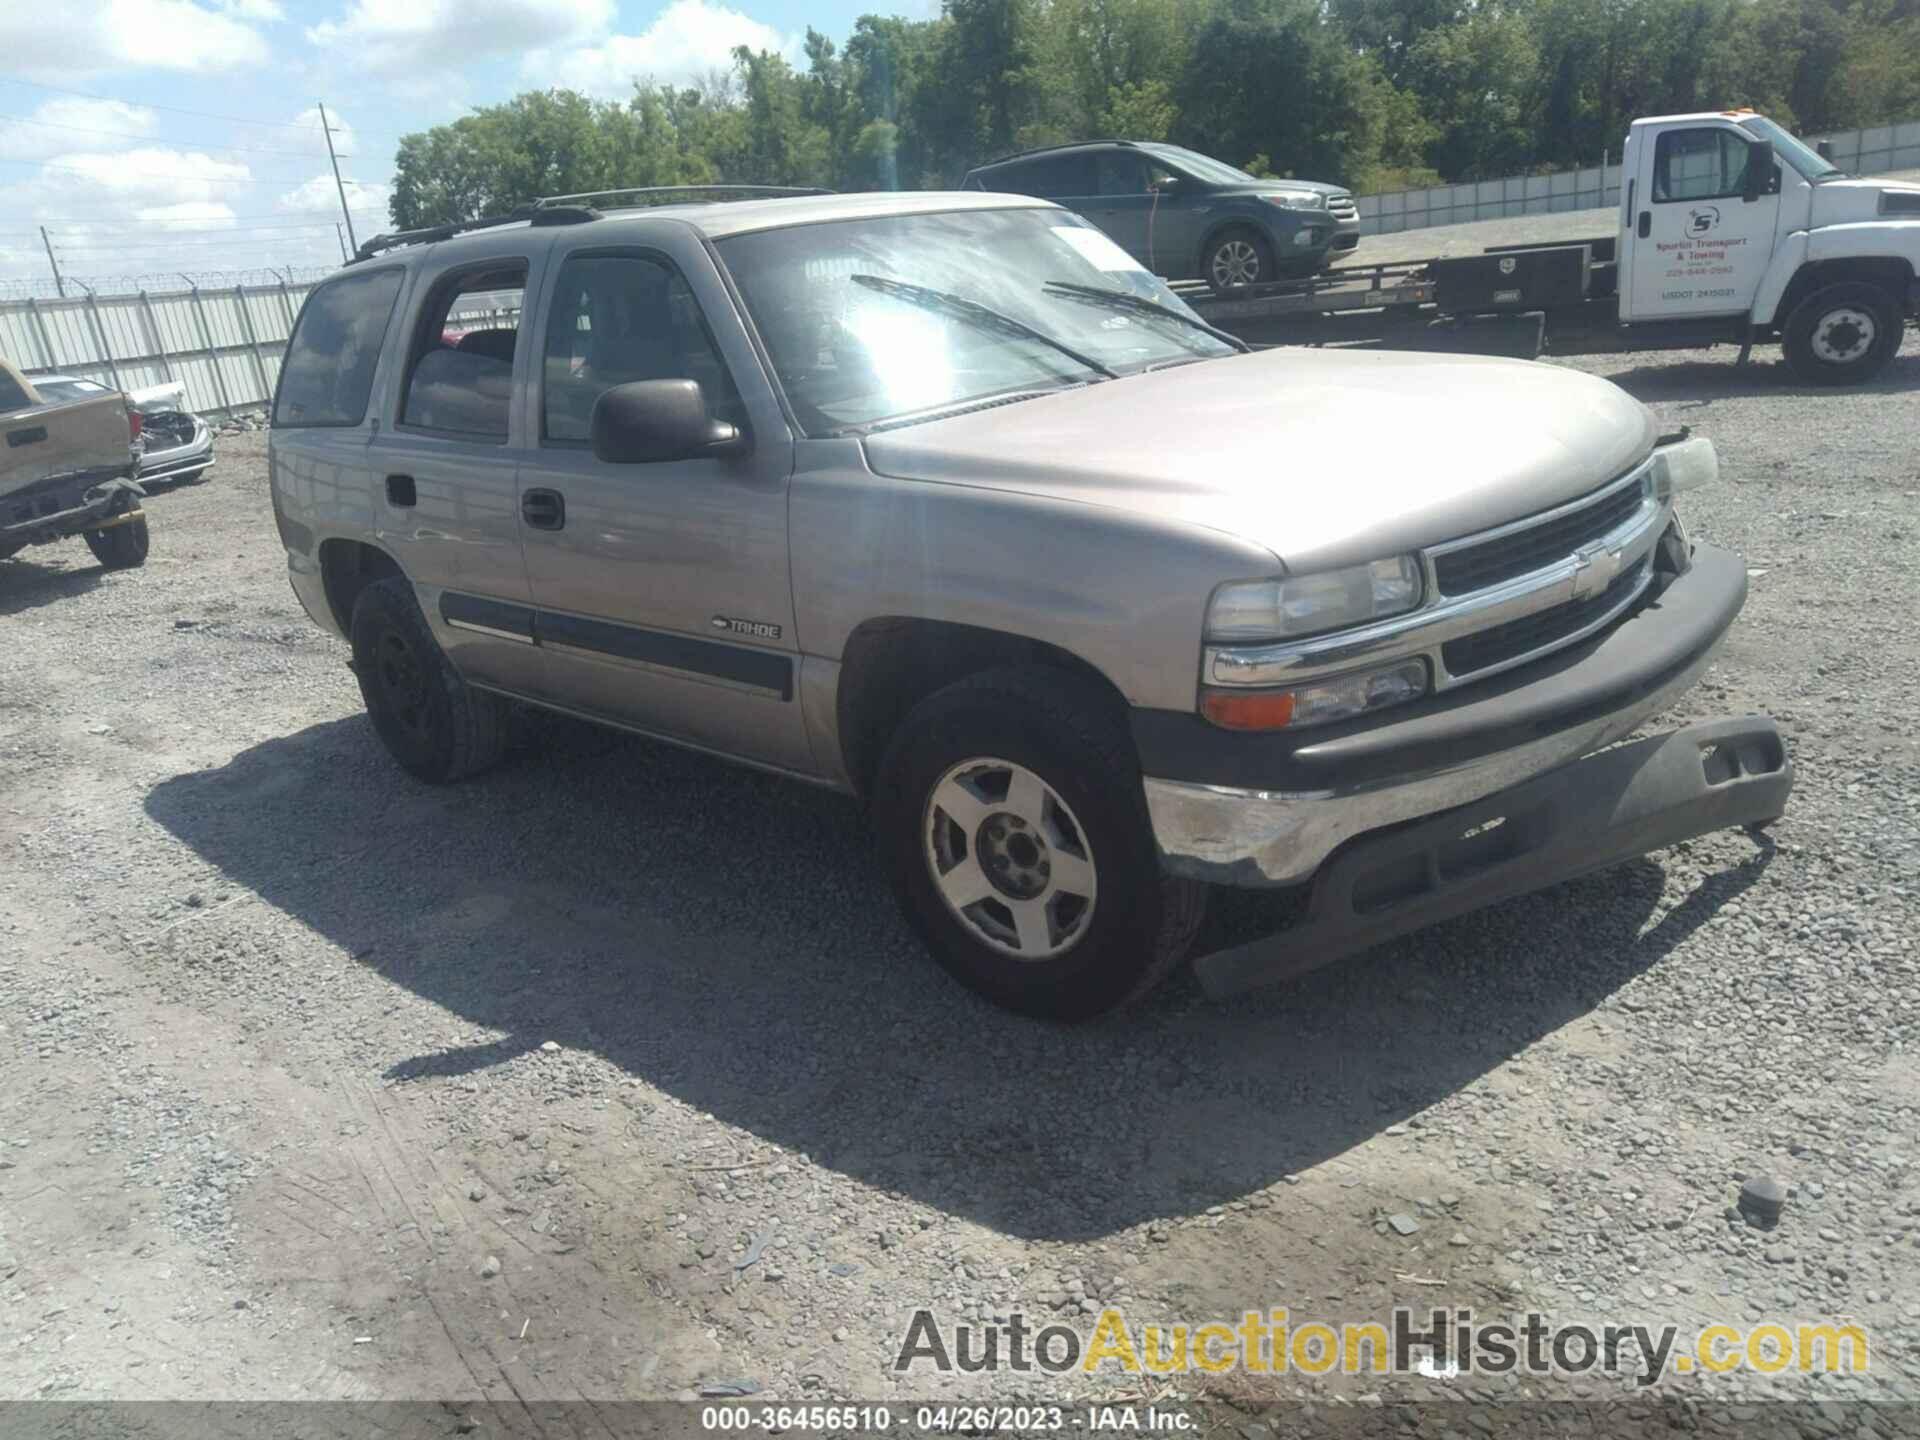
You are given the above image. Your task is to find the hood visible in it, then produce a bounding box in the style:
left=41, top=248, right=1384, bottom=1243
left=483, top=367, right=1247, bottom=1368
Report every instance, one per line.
left=1217, top=179, right=1351, bottom=201
left=862, top=348, right=1656, bottom=574
left=1811, top=176, right=1920, bottom=227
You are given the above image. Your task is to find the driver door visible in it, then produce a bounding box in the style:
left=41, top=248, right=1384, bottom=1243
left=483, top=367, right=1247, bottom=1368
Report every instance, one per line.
left=514, top=241, right=808, bottom=772
left=1621, top=122, right=1778, bottom=321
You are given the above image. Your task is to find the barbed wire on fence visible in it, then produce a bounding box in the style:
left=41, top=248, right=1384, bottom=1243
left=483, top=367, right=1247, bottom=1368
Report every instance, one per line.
left=0, top=266, right=338, bottom=302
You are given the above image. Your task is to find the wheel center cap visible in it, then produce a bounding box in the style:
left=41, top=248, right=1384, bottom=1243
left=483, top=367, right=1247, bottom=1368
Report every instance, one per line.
left=1824, top=317, right=1866, bottom=356
left=977, top=812, right=1051, bottom=900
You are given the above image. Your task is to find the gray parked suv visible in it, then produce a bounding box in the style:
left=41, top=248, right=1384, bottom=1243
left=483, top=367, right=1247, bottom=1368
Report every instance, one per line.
left=963, top=141, right=1361, bottom=289
left=271, top=188, right=1789, bottom=1021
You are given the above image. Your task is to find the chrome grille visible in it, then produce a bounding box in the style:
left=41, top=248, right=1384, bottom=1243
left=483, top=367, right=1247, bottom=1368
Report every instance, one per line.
left=1327, top=194, right=1358, bottom=222
left=1432, top=474, right=1649, bottom=596
left=1442, top=559, right=1650, bottom=676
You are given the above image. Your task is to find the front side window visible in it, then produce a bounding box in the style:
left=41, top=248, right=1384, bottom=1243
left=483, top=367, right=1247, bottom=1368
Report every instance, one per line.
left=1095, top=152, right=1148, bottom=195
left=1653, top=128, right=1754, bottom=202
left=715, top=207, right=1238, bottom=435
left=400, top=262, right=527, bottom=440
left=540, top=253, right=742, bottom=444
left=273, top=267, right=404, bottom=428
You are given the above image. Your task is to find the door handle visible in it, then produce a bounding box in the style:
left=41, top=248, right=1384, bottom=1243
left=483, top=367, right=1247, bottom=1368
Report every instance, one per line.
left=385, top=473, right=415, bottom=507
left=522, top=488, right=565, bottom=531
left=6, top=426, right=47, bottom=448
left=1637, top=211, right=1651, bottom=239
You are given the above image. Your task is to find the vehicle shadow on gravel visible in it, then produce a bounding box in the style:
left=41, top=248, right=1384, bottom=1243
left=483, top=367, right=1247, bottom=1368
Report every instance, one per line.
left=0, top=557, right=105, bottom=616
left=1603, top=347, right=1920, bottom=403
left=145, top=714, right=1778, bottom=1242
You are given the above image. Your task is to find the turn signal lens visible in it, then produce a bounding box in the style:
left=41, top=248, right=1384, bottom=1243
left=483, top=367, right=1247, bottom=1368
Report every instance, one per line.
left=1652, top=435, right=1717, bottom=500
left=1201, top=689, right=1297, bottom=731
left=1201, top=658, right=1430, bottom=732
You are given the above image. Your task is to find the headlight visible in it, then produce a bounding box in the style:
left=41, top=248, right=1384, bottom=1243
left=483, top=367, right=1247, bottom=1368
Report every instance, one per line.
left=1261, top=191, right=1326, bottom=211
left=1201, top=658, right=1429, bottom=731
left=1652, top=435, right=1717, bottom=500
left=1207, top=556, right=1423, bottom=641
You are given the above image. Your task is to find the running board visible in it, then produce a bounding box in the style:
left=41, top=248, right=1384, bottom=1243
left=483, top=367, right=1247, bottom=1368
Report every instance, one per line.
left=1191, top=716, right=1792, bottom=999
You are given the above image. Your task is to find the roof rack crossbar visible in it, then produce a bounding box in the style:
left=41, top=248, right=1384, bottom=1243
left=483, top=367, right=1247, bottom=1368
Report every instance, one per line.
left=348, top=185, right=835, bottom=263
left=352, top=208, right=531, bottom=262
left=532, top=184, right=833, bottom=209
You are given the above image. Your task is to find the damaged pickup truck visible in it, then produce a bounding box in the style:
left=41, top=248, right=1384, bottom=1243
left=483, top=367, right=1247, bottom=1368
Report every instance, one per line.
left=28, top=374, right=215, bottom=487
left=271, top=190, right=1793, bottom=1020
left=1, top=358, right=148, bottom=570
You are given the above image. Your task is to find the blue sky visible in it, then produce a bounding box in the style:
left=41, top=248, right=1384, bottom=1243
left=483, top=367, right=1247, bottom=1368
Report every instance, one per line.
left=0, top=0, right=904, bottom=286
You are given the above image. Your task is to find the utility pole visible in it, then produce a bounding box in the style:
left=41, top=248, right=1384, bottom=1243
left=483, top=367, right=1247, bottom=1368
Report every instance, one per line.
left=335, top=224, right=348, bottom=263
left=39, top=226, right=65, bottom=298
left=318, top=101, right=358, bottom=255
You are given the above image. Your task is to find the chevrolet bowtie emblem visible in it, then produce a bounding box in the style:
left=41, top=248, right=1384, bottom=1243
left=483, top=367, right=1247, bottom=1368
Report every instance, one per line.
left=1568, top=541, right=1621, bottom=602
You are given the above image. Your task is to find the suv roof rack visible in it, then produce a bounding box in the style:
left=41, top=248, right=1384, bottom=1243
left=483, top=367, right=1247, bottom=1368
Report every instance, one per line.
left=534, top=184, right=834, bottom=208
left=350, top=185, right=835, bottom=263
left=977, top=139, right=1139, bottom=168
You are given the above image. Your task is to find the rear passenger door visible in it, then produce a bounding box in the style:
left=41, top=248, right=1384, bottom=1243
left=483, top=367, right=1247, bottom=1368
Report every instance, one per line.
left=369, top=255, right=545, bottom=696
left=515, top=241, right=808, bottom=773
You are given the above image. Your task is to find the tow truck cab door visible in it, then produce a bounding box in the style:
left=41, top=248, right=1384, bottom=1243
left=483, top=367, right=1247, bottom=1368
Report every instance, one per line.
left=1620, top=118, right=1780, bottom=322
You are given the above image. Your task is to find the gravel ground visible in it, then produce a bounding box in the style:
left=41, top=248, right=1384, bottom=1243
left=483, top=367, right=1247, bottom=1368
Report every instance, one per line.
left=2, top=301, right=1918, bottom=1427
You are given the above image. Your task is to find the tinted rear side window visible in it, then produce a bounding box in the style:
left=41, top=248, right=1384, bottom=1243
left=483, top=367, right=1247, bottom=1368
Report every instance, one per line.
left=0, top=370, right=32, bottom=412
left=273, top=268, right=405, bottom=428
left=987, top=153, right=1096, bottom=197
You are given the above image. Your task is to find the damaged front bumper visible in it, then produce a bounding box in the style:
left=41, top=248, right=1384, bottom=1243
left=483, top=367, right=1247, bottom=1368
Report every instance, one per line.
left=1132, top=542, right=1793, bottom=994
left=1190, top=714, right=1790, bottom=997
left=134, top=411, right=214, bottom=484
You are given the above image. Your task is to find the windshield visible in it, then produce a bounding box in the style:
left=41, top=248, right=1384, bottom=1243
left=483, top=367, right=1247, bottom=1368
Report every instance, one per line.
left=1143, top=145, right=1261, bottom=187
left=1741, top=116, right=1842, bottom=180
left=714, top=207, right=1238, bottom=434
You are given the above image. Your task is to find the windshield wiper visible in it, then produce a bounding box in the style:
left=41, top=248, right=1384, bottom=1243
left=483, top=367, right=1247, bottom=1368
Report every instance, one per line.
left=1042, top=280, right=1250, bottom=353
left=849, top=274, right=1120, bottom=380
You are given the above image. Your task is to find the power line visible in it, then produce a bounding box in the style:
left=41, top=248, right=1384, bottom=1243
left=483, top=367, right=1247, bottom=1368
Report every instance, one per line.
left=16, top=209, right=386, bottom=227
left=0, top=76, right=413, bottom=143
left=0, top=156, right=389, bottom=185
left=0, top=113, right=346, bottom=159
left=6, top=214, right=385, bottom=239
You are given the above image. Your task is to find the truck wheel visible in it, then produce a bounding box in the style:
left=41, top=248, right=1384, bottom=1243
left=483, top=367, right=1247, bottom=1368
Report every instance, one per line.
left=872, top=666, right=1205, bottom=1022
left=349, top=576, right=508, bottom=785
left=1783, top=282, right=1901, bottom=385
left=84, top=514, right=149, bottom=570
left=1204, top=227, right=1275, bottom=293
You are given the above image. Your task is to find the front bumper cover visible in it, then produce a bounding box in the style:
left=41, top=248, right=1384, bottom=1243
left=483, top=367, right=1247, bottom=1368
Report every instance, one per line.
left=1191, top=714, right=1790, bottom=998
left=1141, top=542, right=1750, bottom=886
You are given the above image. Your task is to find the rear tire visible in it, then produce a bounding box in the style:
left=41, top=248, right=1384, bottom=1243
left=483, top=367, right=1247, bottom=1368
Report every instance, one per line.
left=84, top=514, right=148, bottom=570
left=872, top=666, right=1205, bottom=1022
left=1203, top=226, right=1277, bottom=293
left=1782, top=282, right=1901, bottom=385
left=349, top=575, right=508, bottom=784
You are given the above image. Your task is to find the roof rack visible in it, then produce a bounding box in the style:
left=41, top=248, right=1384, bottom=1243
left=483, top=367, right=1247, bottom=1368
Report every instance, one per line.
left=349, top=185, right=836, bottom=263
left=533, top=184, right=834, bottom=210
left=978, top=139, right=1139, bottom=167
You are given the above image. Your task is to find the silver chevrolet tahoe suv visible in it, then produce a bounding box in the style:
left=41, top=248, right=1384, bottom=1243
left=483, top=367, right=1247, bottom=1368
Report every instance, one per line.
left=271, top=188, right=1791, bottom=1021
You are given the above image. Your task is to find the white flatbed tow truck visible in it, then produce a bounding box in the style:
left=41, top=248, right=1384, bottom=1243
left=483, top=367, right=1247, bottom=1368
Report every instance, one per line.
left=1185, top=110, right=1920, bottom=385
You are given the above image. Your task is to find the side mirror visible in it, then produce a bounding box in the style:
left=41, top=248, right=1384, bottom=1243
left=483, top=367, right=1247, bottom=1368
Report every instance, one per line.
left=1742, top=138, right=1774, bottom=202
left=590, top=378, right=748, bottom=464
left=1816, top=139, right=1835, bottom=163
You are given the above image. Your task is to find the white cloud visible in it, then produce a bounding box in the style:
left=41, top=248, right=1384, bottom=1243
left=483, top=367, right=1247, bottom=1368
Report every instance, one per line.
left=217, top=0, right=284, bottom=17
left=0, top=100, right=158, bottom=161
left=135, top=202, right=239, bottom=225
left=44, top=149, right=253, bottom=205
left=521, top=0, right=798, bottom=95
left=0, top=0, right=272, bottom=76
left=307, top=0, right=612, bottom=73
left=277, top=171, right=393, bottom=217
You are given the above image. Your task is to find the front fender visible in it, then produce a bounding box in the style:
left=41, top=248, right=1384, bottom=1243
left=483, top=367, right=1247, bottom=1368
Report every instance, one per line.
left=1753, top=221, right=1920, bottom=326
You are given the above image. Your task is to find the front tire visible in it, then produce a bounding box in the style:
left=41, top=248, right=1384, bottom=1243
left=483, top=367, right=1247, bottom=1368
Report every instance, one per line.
left=84, top=514, right=148, bottom=570
left=1782, top=282, right=1902, bottom=385
left=349, top=576, right=508, bottom=784
left=872, top=667, right=1205, bottom=1022
left=1203, top=226, right=1276, bottom=293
